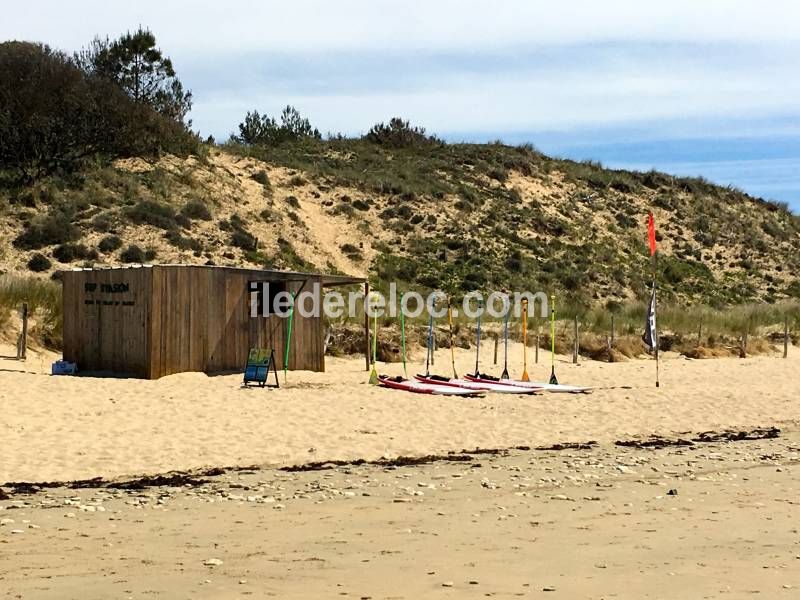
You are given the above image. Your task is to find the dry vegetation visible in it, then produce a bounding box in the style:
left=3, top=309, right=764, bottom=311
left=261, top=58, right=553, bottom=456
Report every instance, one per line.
left=1, top=139, right=799, bottom=356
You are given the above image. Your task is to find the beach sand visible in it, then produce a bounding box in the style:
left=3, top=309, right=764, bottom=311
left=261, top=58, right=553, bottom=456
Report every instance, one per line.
left=2, top=431, right=798, bottom=599
left=1, top=342, right=798, bottom=484
left=1, top=343, right=799, bottom=598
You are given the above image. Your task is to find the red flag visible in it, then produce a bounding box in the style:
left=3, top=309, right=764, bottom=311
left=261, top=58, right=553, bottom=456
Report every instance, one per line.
left=647, top=213, right=657, bottom=256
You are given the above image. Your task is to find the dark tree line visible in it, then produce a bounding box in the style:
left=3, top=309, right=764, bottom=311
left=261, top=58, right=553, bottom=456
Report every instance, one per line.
left=0, top=28, right=197, bottom=184
left=231, top=108, right=440, bottom=149
left=0, top=23, right=444, bottom=186
left=233, top=105, right=321, bottom=145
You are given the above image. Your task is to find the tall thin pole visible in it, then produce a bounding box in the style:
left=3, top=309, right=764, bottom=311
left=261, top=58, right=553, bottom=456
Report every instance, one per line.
left=284, top=291, right=296, bottom=384
left=653, top=252, right=660, bottom=388
left=363, top=282, right=370, bottom=371
left=368, top=308, right=378, bottom=384
left=549, top=295, right=558, bottom=385
left=18, top=303, right=28, bottom=360
left=447, top=299, right=457, bottom=379
left=572, top=315, right=579, bottom=364
left=399, top=293, right=407, bottom=378
left=521, top=299, right=530, bottom=381
left=784, top=315, right=789, bottom=359
left=501, top=297, right=510, bottom=379
left=425, top=313, right=434, bottom=377
left=474, top=299, right=482, bottom=376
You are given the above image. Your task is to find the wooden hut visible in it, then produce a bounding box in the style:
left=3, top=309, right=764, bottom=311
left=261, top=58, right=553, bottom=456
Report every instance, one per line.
left=61, top=265, right=366, bottom=379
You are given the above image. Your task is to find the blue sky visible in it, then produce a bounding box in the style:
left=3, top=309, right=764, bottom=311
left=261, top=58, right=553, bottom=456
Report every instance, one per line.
left=4, top=1, right=800, bottom=211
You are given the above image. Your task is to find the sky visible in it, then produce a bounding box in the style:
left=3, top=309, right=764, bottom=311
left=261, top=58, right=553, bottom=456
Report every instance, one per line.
left=4, top=1, right=800, bottom=211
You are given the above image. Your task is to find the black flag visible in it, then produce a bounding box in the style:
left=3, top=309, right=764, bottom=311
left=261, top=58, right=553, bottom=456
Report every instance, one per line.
left=642, top=282, right=658, bottom=351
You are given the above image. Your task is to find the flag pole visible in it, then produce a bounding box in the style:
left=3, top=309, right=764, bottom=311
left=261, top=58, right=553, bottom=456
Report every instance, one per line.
left=653, top=251, right=660, bottom=388
left=647, top=211, right=660, bottom=389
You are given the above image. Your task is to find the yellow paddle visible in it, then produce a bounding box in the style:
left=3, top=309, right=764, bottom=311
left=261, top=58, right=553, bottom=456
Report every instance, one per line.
left=368, top=294, right=379, bottom=385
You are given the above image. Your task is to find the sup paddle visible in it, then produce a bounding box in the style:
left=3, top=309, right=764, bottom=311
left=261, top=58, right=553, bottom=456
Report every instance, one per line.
left=474, top=298, right=483, bottom=377
left=549, top=294, right=559, bottom=385
left=284, top=291, right=297, bottom=384
left=425, top=312, right=434, bottom=377
left=501, top=295, right=510, bottom=380
left=447, top=299, right=458, bottom=379
left=521, top=298, right=530, bottom=381
left=399, top=293, right=407, bottom=378
left=368, top=294, right=379, bottom=385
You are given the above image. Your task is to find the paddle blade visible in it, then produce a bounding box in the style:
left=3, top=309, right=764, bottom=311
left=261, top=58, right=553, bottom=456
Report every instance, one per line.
left=521, top=369, right=530, bottom=382
left=549, top=367, right=559, bottom=385
left=369, top=367, right=379, bottom=385
left=501, top=367, right=509, bottom=380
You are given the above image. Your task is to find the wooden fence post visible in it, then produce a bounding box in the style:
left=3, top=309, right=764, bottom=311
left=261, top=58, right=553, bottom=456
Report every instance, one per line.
left=572, top=316, right=579, bottom=364
left=17, top=303, right=28, bottom=360
left=535, top=325, right=540, bottom=364
left=493, top=334, right=498, bottom=365
left=785, top=316, right=790, bottom=359
left=698, top=320, right=703, bottom=348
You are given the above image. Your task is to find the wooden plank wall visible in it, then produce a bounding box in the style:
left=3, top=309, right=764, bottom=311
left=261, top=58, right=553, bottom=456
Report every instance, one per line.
left=145, top=266, right=325, bottom=378
left=62, top=268, right=151, bottom=377
left=62, top=266, right=327, bottom=379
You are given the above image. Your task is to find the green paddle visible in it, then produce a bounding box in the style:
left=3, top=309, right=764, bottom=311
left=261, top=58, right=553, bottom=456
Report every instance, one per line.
left=283, top=291, right=297, bottom=384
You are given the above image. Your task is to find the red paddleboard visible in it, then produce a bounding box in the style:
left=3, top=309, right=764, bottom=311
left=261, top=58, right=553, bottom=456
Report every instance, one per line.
left=415, top=374, right=540, bottom=394
left=464, top=373, right=593, bottom=394
left=378, top=375, right=484, bottom=397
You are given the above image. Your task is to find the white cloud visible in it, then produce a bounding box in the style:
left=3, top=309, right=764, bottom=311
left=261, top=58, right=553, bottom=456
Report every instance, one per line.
left=5, top=1, right=800, bottom=208
left=4, top=0, right=800, bottom=56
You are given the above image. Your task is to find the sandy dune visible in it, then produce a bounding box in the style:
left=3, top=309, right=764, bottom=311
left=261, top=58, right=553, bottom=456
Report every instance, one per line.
left=1, top=343, right=798, bottom=484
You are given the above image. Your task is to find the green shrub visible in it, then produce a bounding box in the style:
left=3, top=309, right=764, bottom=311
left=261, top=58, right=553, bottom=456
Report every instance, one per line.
left=13, top=207, right=79, bottom=249
left=230, top=218, right=258, bottom=251
left=165, top=230, right=203, bottom=251
left=488, top=167, right=507, bottom=183
left=91, top=213, right=114, bottom=233
left=364, top=117, right=439, bottom=148
left=340, top=243, right=363, bottom=261
left=251, top=169, right=271, bottom=187
left=27, top=253, right=52, bottom=272
left=125, top=200, right=177, bottom=229
left=98, top=235, right=123, bottom=253
left=53, top=243, right=98, bottom=263
left=120, top=244, right=145, bottom=262
left=180, top=200, right=212, bottom=221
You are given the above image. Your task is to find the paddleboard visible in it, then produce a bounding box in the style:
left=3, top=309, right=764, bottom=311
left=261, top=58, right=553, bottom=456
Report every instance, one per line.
left=378, top=375, right=484, bottom=397
left=464, top=373, right=593, bottom=394
left=415, top=374, right=541, bottom=394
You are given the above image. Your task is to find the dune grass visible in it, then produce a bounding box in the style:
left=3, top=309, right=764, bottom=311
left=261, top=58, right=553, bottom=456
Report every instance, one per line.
left=0, top=274, right=63, bottom=348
